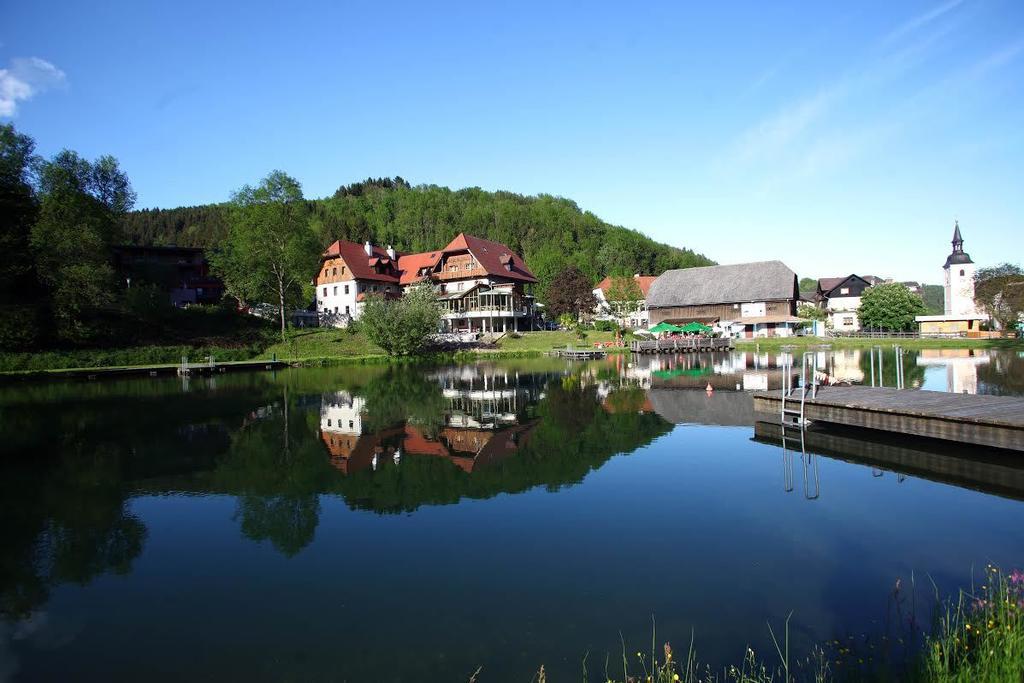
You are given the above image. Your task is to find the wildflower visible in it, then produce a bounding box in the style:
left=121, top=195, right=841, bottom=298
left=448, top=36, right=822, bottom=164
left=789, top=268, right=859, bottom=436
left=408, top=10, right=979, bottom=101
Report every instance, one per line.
left=965, top=624, right=972, bottom=631
left=673, top=676, right=679, bottom=681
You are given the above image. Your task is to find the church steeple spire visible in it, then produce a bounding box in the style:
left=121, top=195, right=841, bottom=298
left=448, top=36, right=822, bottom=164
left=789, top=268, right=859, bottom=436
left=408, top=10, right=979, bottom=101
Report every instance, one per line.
left=944, top=219, right=973, bottom=268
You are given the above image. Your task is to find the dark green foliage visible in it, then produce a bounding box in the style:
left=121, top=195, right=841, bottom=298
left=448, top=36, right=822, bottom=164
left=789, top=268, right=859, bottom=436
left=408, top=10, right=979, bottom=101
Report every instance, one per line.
left=546, top=266, right=598, bottom=319
left=121, top=204, right=230, bottom=246
left=799, top=276, right=817, bottom=292
left=922, top=284, right=944, bottom=315
left=0, top=124, right=43, bottom=347
left=333, top=175, right=411, bottom=198
left=857, top=282, right=927, bottom=331
left=30, top=150, right=136, bottom=344
left=121, top=182, right=715, bottom=307
left=593, top=319, right=620, bottom=332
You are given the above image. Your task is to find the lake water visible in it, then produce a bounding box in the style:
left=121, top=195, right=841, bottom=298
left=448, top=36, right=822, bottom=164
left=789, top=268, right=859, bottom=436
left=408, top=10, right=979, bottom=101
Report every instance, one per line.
left=2, top=348, right=1023, bottom=681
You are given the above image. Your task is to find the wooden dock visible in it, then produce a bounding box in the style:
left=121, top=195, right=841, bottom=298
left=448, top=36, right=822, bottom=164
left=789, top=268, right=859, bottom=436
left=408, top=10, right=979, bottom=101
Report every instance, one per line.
left=753, top=385, right=1024, bottom=452
left=551, top=347, right=607, bottom=360
left=753, top=420, right=1024, bottom=502
left=630, top=338, right=733, bottom=354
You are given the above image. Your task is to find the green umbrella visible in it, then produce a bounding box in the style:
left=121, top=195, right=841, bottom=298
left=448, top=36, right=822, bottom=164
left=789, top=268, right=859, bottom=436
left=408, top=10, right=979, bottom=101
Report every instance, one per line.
left=649, top=322, right=682, bottom=334
left=680, top=322, right=713, bottom=334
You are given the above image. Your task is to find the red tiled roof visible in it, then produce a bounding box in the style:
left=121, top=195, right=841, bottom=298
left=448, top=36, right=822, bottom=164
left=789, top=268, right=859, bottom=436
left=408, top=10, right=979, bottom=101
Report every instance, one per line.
left=595, top=274, right=658, bottom=297
left=321, top=240, right=401, bottom=283
left=397, top=250, right=442, bottom=285
left=438, top=232, right=537, bottom=283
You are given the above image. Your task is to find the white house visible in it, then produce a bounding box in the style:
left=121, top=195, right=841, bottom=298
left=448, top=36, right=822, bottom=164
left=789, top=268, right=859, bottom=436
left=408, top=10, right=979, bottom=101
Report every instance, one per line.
left=592, top=274, right=658, bottom=329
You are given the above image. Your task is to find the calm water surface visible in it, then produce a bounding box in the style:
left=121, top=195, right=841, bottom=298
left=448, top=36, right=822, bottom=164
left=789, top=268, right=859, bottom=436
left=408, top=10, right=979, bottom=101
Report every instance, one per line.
left=1, top=348, right=1023, bottom=681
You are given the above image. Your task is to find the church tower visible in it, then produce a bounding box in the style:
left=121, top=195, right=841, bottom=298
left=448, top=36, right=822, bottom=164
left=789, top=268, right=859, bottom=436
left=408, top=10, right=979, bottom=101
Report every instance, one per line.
left=943, top=220, right=976, bottom=316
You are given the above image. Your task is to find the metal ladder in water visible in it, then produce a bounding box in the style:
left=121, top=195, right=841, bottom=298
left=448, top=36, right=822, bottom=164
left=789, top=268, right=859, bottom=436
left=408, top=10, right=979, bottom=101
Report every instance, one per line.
left=779, top=348, right=822, bottom=499
left=779, top=349, right=824, bottom=428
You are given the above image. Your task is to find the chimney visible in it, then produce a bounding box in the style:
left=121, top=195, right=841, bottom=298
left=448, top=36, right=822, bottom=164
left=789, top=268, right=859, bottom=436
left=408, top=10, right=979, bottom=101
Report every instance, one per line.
left=364, top=241, right=373, bottom=256
left=386, top=245, right=396, bottom=260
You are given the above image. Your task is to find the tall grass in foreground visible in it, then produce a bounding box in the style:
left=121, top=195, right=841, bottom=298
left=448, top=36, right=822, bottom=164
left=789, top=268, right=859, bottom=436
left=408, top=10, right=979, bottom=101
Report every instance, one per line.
left=519, top=567, right=1023, bottom=683
left=923, top=566, right=1024, bottom=683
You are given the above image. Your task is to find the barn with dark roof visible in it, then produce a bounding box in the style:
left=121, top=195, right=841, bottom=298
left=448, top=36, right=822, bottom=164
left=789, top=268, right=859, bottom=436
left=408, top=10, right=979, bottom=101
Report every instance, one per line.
left=646, top=260, right=801, bottom=338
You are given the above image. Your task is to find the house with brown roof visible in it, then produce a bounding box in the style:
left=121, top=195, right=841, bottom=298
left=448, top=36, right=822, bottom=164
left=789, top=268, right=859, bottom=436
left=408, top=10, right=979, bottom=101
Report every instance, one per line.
left=315, top=240, right=403, bottom=326
left=315, top=232, right=538, bottom=332
left=592, top=274, right=658, bottom=329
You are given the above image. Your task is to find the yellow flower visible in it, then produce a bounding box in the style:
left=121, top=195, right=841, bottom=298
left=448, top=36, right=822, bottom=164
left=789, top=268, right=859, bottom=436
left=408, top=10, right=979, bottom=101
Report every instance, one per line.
left=673, top=675, right=680, bottom=681
left=965, top=624, right=972, bottom=630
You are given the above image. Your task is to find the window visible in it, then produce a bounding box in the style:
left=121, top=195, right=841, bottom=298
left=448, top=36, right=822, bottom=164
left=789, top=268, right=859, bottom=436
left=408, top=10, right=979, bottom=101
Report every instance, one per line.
left=465, top=263, right=472, bottom=270
left=341, top=266, right=345, bottom=275
left=842, top=316, right=854, bottom=326
left=333, top=286, right=337, bottom=295
left=344, top=284, right=349, bottom=294
left=322, top=287, right=327, bottom=297
left=324, top=269, right=328, bottom=277
left=449, top=265, right=457, bottom=272
left=348, top=420, right=354, bottom=429
left=327, top=419, right=331, bottom=427
left=332, top=267, right=337, bottom=276
left=345, top=305, right=350, bottom=314
left=960, top=269, right=965, bottom=276
left=334, top=306, right=338, bottom=313
left=457, top=282, right=464, bottom=291
left=840, top=287, right=849, bottom=295
left=371, top=285, right=378, bottom=292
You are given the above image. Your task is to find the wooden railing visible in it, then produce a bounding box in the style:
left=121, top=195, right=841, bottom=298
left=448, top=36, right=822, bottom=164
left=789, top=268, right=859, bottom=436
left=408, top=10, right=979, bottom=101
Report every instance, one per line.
left=630, top=337, right=733, bottom=353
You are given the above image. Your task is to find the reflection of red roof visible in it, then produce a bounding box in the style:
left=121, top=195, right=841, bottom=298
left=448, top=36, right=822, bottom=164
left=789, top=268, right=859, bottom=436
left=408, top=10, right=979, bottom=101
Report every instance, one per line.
left=595, top=275, right=658, bottom=297
left=321, top=240, right=401, bottom=283
left=439, top=233, right=537, bottom=283
left=397, top=251, right=442, bottom=285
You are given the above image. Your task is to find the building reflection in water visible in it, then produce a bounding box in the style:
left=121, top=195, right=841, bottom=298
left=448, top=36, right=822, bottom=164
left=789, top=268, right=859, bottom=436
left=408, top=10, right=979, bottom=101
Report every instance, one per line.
left=320, top=366, right=545, bottom=476
left=915, top=348, right=990, bottom=394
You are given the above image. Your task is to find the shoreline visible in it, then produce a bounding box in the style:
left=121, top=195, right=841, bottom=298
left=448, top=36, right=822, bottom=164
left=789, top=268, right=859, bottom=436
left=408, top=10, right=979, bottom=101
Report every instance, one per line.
left=1, top=334, right=1019, bottom=382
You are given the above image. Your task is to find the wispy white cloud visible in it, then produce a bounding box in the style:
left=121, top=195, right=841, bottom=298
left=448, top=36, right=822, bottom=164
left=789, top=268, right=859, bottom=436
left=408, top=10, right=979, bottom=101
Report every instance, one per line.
left=967, top=38, right=1024, bottom=77
left=716, top=0, right=983, bottom=191
left=0, top=57, right=67, bottom=117
left=881, top=0, right=965, bottom=46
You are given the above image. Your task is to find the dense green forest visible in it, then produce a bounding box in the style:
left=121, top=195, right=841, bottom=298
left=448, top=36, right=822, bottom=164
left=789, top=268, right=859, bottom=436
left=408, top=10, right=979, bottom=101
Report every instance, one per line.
left=121, top=177, right=715, bottom=300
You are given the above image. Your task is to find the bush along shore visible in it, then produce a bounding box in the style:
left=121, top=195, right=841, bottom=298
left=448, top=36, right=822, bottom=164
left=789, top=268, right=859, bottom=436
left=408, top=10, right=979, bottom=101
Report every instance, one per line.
left=521, top=566, right=1023, bottom=683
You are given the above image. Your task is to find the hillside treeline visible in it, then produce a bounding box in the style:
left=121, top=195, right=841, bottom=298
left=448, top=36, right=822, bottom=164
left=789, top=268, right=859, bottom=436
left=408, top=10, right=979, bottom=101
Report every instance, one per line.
left=122, top=178, right=714, bottom=298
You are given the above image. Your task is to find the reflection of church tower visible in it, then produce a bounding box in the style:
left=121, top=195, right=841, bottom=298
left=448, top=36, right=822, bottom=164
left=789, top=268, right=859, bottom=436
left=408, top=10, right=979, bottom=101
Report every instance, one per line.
left=943, top=221, right=977, bottom=317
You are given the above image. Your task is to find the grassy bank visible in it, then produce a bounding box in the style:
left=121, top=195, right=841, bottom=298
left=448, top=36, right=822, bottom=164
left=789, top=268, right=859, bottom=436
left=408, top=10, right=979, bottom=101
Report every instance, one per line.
left=0, top=343, right=266, bottom=373
left=541, top=566, right=1023, bottom=683
left=491, top=330, right=621, bottom=353
left=734, top=336, right=1023, bottom=351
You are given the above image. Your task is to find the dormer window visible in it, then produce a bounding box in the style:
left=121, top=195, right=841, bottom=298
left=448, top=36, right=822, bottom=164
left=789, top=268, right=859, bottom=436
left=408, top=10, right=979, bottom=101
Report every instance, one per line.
left=840, top=287, right=849, bottom=295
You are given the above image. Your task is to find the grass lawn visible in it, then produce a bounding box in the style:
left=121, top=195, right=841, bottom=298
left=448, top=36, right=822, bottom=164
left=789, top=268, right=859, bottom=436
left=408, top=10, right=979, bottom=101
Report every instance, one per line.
left=257, top=328, right=385, bottom=362
left=734, top=336, right=1023, bottom=351
left=492, top=330, right=621, bottom=353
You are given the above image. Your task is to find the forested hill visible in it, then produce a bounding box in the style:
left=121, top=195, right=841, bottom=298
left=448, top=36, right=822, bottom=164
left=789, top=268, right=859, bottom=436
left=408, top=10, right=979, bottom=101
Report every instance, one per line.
left=120, top=180, right=714, bottom=293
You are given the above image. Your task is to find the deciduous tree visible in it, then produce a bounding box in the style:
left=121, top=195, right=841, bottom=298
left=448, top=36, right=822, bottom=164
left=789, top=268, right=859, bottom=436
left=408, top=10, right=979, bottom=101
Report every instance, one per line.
left=857, top=282, right=926, bottom=331
left=605, top=276, right=643, bottom=322
left=212, top=171, right=320, bottom=338
left=545, top=266, right=596, bottom=320
left=30, top=150, right=135, bottom=343
left=974, top=264, right=1024, bottom=332
left=359, top=284, right=441, bottom=356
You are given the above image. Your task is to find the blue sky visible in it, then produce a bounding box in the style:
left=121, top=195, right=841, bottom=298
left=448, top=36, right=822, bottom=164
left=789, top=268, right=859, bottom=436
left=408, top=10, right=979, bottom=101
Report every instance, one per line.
left=3, top=0, right=1022, bottom=283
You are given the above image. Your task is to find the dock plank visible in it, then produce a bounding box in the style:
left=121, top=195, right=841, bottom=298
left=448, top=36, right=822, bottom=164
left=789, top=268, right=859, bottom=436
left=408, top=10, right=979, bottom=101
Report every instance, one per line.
left=753, top=385, right=1024, bottom=452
